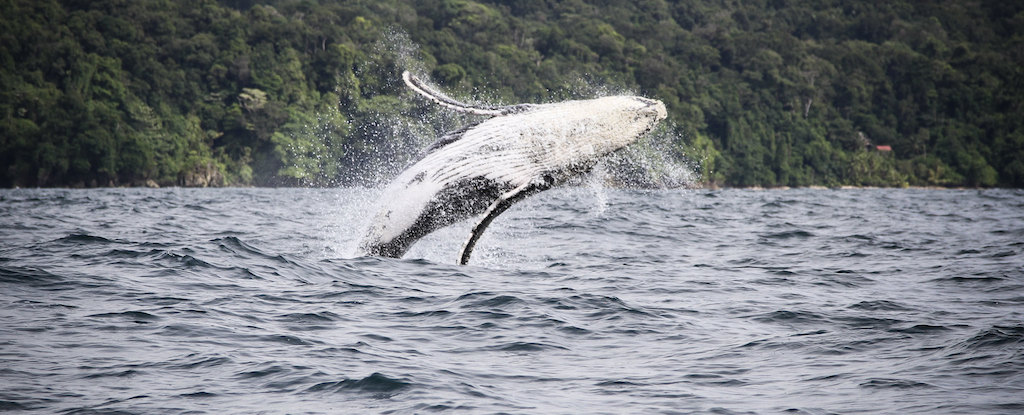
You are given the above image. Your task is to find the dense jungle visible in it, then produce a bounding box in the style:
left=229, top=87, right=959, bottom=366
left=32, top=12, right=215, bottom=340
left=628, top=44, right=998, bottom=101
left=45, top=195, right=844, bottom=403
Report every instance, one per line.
left=2, top=0, right=1022, bottom=188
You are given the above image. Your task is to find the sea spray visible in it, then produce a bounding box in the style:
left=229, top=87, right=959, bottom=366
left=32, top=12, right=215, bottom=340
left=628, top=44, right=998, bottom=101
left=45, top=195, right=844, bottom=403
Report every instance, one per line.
left=605, top=124, right=702, bottom=189
left=280, top=29, right=701, bottom=263
left=340, top=30, right=476, bottom=187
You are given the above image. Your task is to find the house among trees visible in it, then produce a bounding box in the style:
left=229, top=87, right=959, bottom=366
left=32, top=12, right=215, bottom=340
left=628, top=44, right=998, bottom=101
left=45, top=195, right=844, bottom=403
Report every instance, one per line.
left=860, top=132, right=892, bottom=153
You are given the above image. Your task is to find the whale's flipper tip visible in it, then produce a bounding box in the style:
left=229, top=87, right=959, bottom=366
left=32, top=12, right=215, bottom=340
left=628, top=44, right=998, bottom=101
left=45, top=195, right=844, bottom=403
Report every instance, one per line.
left=401, top=70, right=422, bottom=90
left=402, top=70, right=532, bottom=117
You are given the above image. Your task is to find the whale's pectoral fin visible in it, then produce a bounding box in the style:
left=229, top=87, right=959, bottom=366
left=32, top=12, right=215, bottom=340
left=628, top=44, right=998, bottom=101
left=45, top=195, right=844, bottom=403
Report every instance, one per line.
left=403, top=71, right=534, bottom=116
left=458, top=178, right=553, bottom=265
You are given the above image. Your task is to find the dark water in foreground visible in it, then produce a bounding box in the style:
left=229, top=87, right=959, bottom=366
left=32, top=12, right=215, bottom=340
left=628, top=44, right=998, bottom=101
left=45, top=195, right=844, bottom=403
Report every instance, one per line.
left=1, top=187, right=1022, bottom=414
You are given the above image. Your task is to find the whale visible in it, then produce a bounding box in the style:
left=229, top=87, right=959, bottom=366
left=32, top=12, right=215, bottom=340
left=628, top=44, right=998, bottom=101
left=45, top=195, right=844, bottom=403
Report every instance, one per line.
left=357, top=71, right=667, bottom=264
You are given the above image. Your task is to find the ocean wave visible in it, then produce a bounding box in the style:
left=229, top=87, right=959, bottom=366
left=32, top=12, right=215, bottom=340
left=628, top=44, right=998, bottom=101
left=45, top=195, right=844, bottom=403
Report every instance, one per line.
left=1, top=188, right=1022, bottom=414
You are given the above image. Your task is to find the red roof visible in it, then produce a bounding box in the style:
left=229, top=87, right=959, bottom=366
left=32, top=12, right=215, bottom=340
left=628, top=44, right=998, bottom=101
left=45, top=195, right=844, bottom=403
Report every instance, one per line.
left=875, top=145, right=892, bottom=151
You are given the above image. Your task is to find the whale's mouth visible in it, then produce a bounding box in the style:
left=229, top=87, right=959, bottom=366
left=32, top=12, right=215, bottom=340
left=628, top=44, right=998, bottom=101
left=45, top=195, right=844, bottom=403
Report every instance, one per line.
left=634, top=97, right=659, bottom=106
left=633, top=97, right=668, bottom=121
left=626, top=97, right=667, bottom=139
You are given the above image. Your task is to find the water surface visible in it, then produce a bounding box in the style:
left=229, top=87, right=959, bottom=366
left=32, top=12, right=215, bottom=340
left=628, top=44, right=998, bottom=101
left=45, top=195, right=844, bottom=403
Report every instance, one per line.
left=1, top=187, right=1022, bottom=414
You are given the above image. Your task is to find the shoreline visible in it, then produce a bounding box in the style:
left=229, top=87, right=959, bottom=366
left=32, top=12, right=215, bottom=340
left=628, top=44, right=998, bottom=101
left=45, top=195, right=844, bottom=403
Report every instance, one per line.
left=714, top=185, right=985, bottom=191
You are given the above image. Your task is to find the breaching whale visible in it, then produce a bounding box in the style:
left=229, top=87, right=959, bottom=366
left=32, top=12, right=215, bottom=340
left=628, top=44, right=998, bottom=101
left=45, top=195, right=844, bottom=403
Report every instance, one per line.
left=358, top=71, right=667, bottom=264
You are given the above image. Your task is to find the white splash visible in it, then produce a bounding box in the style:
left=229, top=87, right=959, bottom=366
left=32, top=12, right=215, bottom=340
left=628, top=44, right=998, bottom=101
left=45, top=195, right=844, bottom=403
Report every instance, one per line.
left=283, top=29, right=700, bottom=264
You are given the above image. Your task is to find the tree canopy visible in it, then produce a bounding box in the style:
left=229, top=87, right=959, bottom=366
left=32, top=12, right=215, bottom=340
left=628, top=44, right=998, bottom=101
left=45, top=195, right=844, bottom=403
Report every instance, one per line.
left=2, top=0, right=1022, bottom=187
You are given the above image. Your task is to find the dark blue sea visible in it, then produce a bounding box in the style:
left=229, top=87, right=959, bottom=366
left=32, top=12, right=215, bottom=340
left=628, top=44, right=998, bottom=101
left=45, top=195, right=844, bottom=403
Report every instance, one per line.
left=1, top=187, right=1022, bottom=414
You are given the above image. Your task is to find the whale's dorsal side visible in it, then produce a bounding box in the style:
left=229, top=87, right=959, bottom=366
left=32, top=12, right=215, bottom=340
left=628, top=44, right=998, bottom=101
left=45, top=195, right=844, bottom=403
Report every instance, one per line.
left=402, top=71, right=533, bottom=116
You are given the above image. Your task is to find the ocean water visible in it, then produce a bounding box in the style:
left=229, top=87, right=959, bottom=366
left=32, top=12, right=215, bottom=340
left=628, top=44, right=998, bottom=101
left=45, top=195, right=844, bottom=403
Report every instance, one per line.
left=1, top=187, right=1022, bottom=414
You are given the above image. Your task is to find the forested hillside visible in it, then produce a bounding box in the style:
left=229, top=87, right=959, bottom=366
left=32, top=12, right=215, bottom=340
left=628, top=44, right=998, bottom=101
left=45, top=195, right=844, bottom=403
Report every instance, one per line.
left=2, top=0, right=1022, bottom=187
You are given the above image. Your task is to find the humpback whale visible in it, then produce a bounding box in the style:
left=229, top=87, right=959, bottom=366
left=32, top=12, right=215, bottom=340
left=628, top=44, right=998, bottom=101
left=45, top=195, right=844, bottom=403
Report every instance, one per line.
left=358, top=71, right=667, bottom=264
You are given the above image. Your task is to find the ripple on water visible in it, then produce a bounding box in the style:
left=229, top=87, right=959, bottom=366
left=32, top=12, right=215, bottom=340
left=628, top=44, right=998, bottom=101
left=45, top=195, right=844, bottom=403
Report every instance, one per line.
left=1, top=188, right=1022, bottom=414
left=305, top=372, right=412, bottom=396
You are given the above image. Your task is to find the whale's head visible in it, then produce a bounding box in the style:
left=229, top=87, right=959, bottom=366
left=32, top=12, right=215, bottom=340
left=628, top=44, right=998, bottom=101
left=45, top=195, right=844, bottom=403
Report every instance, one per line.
left=560, top=95, right=668, bottom=156
left=618, top=95, right=668, bottom=139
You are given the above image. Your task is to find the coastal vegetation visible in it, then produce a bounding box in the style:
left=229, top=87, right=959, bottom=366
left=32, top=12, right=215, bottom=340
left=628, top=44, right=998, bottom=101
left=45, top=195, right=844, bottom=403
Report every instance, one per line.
left=2, top=0, right=1022, bottom=187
